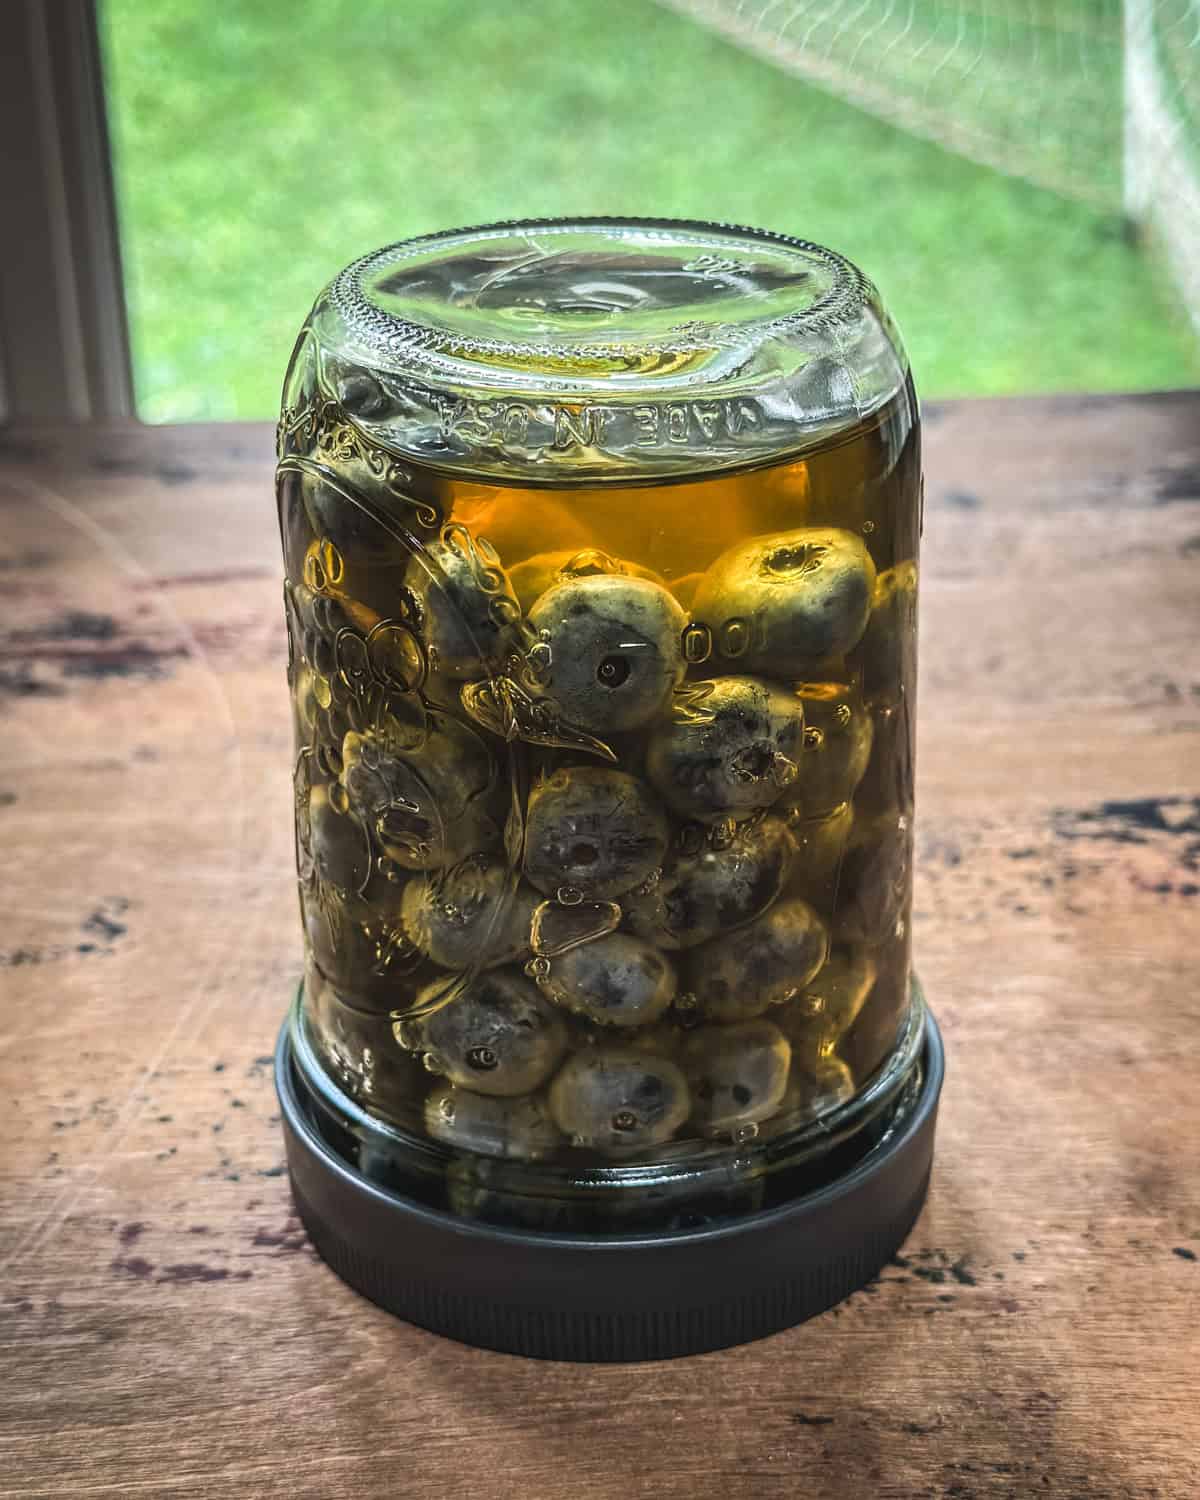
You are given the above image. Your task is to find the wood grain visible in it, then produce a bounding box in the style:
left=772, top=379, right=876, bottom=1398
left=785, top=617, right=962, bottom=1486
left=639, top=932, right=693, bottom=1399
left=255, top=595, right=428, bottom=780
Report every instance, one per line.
left=1, top=393, right=1198, bottom=1499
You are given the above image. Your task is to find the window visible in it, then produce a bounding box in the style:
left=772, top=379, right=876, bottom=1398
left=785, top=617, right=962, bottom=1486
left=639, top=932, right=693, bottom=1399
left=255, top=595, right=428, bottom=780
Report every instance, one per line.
left=6, top=0, right=1198, bottom=422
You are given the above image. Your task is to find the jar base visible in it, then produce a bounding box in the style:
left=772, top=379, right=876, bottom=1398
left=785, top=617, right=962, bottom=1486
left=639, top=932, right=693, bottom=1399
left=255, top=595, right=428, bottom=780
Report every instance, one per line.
left=274, top=1003, right=944, bottom=1362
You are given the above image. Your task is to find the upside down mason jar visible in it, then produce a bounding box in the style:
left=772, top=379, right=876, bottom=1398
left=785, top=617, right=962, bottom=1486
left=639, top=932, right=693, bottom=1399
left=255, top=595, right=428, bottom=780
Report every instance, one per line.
left=273, top=218, right=943, bottom=1360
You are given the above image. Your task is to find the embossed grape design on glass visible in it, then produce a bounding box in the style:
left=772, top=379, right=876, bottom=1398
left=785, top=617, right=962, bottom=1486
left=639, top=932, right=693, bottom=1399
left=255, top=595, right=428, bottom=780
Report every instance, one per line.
left=273, top=219, right=943, bottom=1360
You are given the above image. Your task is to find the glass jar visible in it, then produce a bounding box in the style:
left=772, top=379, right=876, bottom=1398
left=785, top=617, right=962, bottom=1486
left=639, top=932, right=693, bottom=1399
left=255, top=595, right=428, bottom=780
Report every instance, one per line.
left=274, top=219, right=942, bottom=1358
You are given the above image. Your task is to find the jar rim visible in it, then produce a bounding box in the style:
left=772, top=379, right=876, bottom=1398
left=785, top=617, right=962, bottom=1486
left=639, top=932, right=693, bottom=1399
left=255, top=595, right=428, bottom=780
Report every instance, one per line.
left=323, top=217, right=872, bottom=386
left=290, top=217, right=910, bottom=482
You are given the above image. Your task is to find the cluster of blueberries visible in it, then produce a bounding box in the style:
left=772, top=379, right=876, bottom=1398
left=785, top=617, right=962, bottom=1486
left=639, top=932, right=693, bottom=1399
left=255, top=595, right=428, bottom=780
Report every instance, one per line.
left=292, top=513, right=915, bottom=1164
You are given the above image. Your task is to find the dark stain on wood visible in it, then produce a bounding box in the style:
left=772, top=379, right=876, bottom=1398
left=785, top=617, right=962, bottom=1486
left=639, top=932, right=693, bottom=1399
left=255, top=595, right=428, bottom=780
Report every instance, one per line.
left=111, top=1256, right=155, bottom=1280
left=1055, top=797, right=1200, bottom=843
left=0, top=665, right=67, bottom=698
left=61, top=643, right=186, bottom=681
left=1049, top=800, right=1200, bottom=901
left=90, top=453, right=198, bottom=487
left=158, top=1263, right=254, bottom=1285
left=82, top=901, right=130, bottom=945
left=1019, top=1390, right=1062, bottom=1418
left=136, top=565, right=273, bottom=589
left=1152, top=464, right=1200, bottom=504
left=37, top=611, right=118, bottom=642
left=112, top=1251, right=254, bottom=1286
left=1, top=899, right=131, bottom=967
left=251, top=1220, right=309, bottom=1255
left=2, top=611, right=190, bottom=684
left=0, top=548, right=55, bottom=571
left=883, top=1249, right=978, bottom=1289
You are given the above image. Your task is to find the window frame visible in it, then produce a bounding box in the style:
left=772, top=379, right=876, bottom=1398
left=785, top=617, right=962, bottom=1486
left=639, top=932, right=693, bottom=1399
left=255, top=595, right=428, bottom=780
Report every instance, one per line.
left=0, top=0, right=132, bottom=424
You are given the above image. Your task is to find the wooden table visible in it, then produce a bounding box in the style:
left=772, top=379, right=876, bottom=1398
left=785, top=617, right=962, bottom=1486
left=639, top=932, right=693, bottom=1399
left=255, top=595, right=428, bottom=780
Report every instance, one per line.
left=2, top=394, right=1197, bottom=1499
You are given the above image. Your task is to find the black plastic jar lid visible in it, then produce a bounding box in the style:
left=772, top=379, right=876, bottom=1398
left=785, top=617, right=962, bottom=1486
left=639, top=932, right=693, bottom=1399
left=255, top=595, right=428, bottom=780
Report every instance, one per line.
left=275, top=1006, right=943, bottom=1362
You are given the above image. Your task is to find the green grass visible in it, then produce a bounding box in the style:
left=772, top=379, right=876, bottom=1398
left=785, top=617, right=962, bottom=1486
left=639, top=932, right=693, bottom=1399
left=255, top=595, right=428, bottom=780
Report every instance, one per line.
left=102, top=0, right=1199, bottom=421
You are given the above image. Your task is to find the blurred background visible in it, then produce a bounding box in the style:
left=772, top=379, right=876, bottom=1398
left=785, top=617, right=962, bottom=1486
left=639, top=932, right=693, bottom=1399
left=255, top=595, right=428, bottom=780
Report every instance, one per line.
left=99, top=0, right=1200, bottom=422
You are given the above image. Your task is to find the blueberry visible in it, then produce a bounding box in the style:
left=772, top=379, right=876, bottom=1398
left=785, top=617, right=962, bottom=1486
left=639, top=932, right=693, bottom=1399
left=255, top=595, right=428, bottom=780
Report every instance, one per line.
left=300, top=470, right=400, bottom=563
left=782, top=801, right=855, bottom=914
left=540, top=933, right=676, bottom=1028
left=340, top=714, right=504, bottom=871
left=294, top=542, right=392, bottom=635
left=307, top=965, right=426, bottom=1112
left=692, top=527, right=876, bottom=673
left=645, top=676, right=805, bottom=823
left=851, top=559, right=917, bottom=703
left=682, top=1019, right=791, bottom=1138
left=301, top=870, right=422, bottom=1012
left=526, top=574, right=686, bottom=733
left=293, top=664, right=322, bottom=740
left=774, top=1054, right=856, bottom=1129
left=688, top=898, right=829, bottom=1022
left=548, top=1046, right=690, bottom=1151
left=775, top=946, right=877, bottom=1057
left=291, top=572, right=380, bottom=644
left=508, top=548, right=664, bottom=613
left=413, top=969, right=568, bottom=1097
left=622, top=815, right=793, bottom=949
left=409, top=524, right=521, bottom=681
left=781, top=682, right=874, bottom=818
left=835, top=813, right=911, bottom=947
left=401, top=857, right=538, bottom=969
left=306, top=784, right=372, bottom=897
left=424, top=1085, right=563, bottom=1160
left=853, top=699, right=915, bottom=822
left=836, top=945, right=911, bottom=1083
left=523, top=766, right=669, bottom=900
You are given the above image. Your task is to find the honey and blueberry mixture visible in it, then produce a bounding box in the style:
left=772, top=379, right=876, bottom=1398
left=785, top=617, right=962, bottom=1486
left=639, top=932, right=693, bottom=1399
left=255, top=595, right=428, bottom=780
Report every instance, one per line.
left=280, top=390, right=919, bottom=1169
